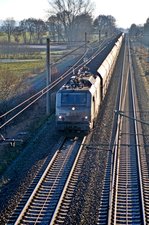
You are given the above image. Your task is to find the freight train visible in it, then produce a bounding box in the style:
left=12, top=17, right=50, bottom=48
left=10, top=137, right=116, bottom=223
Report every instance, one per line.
left=55, top=33, right=124, bottom=131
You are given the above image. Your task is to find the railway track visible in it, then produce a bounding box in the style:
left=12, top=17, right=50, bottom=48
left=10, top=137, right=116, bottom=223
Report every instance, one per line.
left=7, top=136, right=87, bottom=224
left=0, top=34, right=124, bottom=224
left=97, top=39, right=149, bottom=224
left=0, top=36, right=118, bottom=133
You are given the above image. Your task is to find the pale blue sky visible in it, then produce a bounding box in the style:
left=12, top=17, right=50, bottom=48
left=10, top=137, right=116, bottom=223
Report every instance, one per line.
left=0, top=0, right=148, bottom=28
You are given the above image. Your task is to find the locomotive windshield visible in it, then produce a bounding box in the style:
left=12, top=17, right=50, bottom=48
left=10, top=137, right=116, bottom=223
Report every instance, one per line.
left=61, top=93, right=87, bottom=105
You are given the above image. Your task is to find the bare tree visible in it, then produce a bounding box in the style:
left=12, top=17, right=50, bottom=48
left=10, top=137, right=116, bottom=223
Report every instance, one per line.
left=19, top=19, right=47, bottom=44
left=34, top=19, right=47, bottom=44
left=19, top=20, right=28, bottom=44
left=47, top=15, right=64, bottom=42
left=1, top=18, right=16, bottom=42
left=93, top=15, right=116, bottom=37
left=13, top=26, right=22, bottom=43
left=73, top=13, right=93, bottom=42
left=47, top=0, right=94, bottom=43
left=129, top=24, right=141, bottom=38
left=25, top=18, right=36, bottom=43
left=143, top=18, right=149, bottom=45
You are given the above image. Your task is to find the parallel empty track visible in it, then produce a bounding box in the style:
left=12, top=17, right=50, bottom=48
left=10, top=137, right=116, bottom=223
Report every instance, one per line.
left=98, top=39, right=149, bottom=225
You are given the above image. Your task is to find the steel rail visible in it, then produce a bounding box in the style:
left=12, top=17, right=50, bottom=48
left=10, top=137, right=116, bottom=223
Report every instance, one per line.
left=11, top=136, right=85, bottom=224
left=107, top=39, right=129, bottom=225
left=98, top=37, right=148, bottom=225
left=128, top=41, right=146, bottom=224
left=0, top=42, right=108, bottom=130
left=50, top=136, right=87, bottom=224
left=107, top=39, right=147, bottom=224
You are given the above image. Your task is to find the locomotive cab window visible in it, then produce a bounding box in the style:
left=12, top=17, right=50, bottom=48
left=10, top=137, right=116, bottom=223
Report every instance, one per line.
left=61, top=93, right=87, bottom=105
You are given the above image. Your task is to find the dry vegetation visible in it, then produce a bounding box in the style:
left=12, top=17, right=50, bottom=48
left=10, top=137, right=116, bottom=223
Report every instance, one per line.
left=136, top=46, right=149, bottom=95
left=0, top=47, right=45, bottom=104
left=0, top=45, right=61, bottom=176
left=0, top=44, right=68, bottom=103
left=134, top=43, right=149, bottom=174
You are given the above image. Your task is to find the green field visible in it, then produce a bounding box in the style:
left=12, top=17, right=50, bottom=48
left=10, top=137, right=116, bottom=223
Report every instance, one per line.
left=0, top=43, right=68, bottom=102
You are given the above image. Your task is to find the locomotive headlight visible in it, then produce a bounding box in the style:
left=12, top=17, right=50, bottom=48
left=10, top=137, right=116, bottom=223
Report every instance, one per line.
left=58, top=115, right=64, bottom=120
left=72, top=107, right=75, bottom=111
left=85, top=116, right=88, bottom=120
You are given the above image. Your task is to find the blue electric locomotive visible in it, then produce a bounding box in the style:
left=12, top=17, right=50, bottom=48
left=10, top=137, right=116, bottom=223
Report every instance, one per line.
left=55, top=33, right=124, bottom=131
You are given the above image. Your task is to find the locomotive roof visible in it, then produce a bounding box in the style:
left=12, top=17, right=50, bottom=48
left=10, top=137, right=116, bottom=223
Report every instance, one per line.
left=60, top=72, right=97, bottom=91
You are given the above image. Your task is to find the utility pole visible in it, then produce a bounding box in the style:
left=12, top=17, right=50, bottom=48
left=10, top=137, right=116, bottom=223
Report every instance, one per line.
left=85, top=32, right=87, bottom=52
left=99, top=30, right=101, bottom=43
left=46, top=38, right=51, bottom=115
